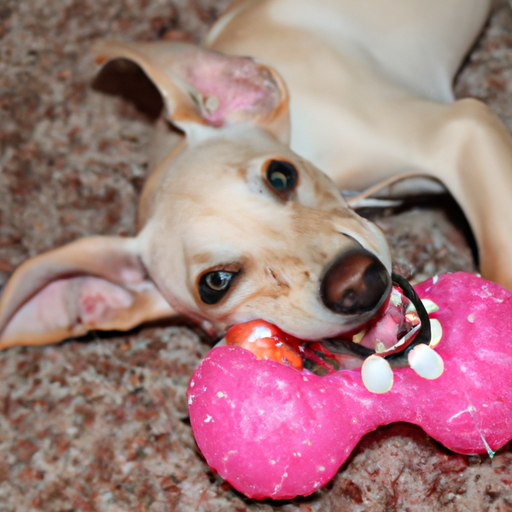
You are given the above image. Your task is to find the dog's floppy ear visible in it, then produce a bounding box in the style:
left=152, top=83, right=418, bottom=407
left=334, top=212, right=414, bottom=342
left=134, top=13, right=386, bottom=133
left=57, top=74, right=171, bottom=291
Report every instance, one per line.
left=0, top=237, right=174, bottom=350
left=93, top=40, right=290, bottom=143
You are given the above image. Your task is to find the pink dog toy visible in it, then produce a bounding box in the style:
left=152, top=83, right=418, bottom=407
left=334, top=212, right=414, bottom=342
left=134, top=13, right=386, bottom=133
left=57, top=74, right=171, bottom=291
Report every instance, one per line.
left=188, top=273, right=512, bottom=499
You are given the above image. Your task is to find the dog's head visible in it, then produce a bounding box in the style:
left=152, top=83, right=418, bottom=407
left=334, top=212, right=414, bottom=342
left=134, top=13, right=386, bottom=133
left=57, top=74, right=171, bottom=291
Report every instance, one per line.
left=0, top=41, right=391, bottom=349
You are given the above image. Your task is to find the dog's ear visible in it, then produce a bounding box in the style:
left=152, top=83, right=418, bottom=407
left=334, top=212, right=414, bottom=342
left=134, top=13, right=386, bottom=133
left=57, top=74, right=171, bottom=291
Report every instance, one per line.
left=93, top=40, right=290, bottom=144
left=0, top=237, right=175, bottom=350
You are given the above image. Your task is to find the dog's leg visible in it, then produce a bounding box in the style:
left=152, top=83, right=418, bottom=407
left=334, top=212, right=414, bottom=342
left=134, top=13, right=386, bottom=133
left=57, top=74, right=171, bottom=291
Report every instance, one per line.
left=429, top=98, right=512, bottom=291
left=337, top=96, right=512, bottom=292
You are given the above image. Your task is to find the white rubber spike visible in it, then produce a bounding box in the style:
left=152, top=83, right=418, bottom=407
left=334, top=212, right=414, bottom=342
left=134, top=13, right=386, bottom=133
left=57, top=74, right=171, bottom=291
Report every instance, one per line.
left=421, top=298, right=440, bottom=314
left=429, top=318, right=443, bottom=348
left=361, top=355, right=394, bottom=394
left=408, top=344, right=444, bottom=380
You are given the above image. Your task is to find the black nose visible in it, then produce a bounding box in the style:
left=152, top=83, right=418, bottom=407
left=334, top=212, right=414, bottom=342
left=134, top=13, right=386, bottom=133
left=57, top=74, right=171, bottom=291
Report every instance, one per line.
left=320, top=248, right=391, bottom=315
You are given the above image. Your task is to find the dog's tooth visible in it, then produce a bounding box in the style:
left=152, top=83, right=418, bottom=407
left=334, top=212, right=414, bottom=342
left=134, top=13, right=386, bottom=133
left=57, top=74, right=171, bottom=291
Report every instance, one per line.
left=204, top=95, right=220, bottom=114
left=374, top=341, right=386, bottom=353
left=390, top=288, right=402, bottom=307
left=352, top=328, right=366, bottom=344
left=361, top=355, right=393, bottom=394
left=408, top=344, right=444, bottom=380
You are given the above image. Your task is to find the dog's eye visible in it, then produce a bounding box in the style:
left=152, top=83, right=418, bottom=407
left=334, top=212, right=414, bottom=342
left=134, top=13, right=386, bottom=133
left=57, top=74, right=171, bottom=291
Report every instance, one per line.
left=266, top=160, right=298, bottom=193
left=199, top=271, right=238, bottom=304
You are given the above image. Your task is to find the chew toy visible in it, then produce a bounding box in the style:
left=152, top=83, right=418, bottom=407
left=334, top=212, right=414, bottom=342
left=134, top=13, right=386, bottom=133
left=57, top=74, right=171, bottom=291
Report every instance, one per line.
left=188, top=273, right=512, bottom=499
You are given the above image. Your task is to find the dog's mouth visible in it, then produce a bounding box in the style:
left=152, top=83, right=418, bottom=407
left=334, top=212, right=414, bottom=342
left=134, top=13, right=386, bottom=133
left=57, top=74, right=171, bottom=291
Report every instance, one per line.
left=224, top=273, right=433, bottom=375
left=311, top=273, right=432, bottom=372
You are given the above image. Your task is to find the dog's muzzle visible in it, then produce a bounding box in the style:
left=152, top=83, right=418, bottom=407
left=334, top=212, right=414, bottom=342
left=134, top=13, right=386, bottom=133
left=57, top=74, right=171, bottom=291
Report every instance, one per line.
left=320, top=247, right=391, bottom=316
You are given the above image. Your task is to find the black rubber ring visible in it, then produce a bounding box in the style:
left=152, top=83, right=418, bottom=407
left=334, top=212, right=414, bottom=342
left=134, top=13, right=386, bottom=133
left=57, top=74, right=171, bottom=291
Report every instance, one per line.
left=386, top=273, right=431, bottom=361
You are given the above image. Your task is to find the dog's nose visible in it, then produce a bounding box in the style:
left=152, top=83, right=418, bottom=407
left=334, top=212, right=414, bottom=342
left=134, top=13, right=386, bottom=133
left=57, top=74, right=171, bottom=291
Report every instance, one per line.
left=320, top=248, right=391, bottom=315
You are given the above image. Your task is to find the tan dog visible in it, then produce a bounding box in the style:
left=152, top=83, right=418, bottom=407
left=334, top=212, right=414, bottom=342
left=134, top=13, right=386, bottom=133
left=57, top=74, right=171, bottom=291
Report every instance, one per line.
left=0, top=0, right=510, bottom=351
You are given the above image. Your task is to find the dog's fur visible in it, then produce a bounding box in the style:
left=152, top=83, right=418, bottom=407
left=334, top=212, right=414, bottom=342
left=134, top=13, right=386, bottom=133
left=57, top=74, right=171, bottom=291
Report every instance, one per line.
left=0, top=0, right=511, bottom=350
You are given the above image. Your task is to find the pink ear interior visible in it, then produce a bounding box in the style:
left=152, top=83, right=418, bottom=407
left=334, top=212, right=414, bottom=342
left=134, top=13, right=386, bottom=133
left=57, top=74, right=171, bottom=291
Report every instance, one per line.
left=183, top=53, right=283, bottom=126
left=1, top=276, right=133, bottom=347
left=77, top=277, right=134, bottom=324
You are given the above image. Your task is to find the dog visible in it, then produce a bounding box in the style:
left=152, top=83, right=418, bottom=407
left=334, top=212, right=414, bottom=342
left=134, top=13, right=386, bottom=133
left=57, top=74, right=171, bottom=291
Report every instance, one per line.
left=0, top=0, right=510, bottom=352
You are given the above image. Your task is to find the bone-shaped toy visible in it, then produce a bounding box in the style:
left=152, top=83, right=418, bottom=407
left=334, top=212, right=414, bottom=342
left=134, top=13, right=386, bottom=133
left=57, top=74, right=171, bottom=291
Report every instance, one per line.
left=188, top=272, right=512, bottom=500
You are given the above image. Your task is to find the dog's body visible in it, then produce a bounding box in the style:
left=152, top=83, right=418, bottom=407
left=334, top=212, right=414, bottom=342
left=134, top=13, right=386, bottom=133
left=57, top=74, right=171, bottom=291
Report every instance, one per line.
left=1, top=0, right=511, bottom=351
